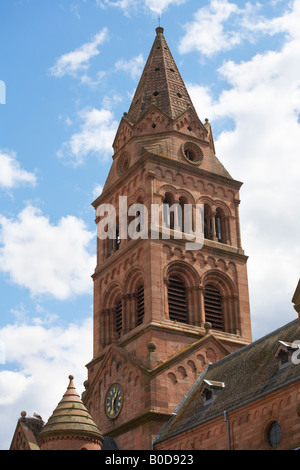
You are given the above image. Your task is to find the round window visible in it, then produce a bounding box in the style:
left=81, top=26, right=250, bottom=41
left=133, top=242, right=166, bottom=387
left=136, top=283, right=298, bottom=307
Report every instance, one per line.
left=267, top=421, right=282, bottom=448
left=181, top=142, right=203, bottom=165
left=117, top=151, right=130, bottom=175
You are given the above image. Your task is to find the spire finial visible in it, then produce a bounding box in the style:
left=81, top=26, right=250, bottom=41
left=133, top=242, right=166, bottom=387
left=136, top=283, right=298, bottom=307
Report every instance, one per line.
left=67, top=374, right=75, bottom=389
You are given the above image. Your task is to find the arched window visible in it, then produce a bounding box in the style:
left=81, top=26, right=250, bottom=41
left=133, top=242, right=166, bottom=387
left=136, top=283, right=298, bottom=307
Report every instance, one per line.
left=116, top=227, right=121, bottom=251
left=136, top=197, right=145, bottom=235
left=204, top=204, right=213, bottom=240
left=163, top=193, right=174, bottom=230
left=115, top=299, right=122, bottom=337
left=204, top=284, right=223, bottom=330
left=215, top=208, right=226, bottom=243
left=179, top=196, right=188, bottom=233
left=136, top=284, right=144, bottom=326
left=105, top=220, right=120, bottom=256
left=168, top=276, right=188, bottom=324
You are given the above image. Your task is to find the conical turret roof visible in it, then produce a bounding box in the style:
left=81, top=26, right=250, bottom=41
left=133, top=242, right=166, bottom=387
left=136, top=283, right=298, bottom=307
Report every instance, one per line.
left=38, top=375, right=103, bottom=444
left=126, top=27, right=197, bottom=124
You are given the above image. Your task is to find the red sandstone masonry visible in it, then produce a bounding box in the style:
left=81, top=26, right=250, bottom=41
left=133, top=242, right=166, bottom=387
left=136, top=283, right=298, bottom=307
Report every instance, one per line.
left=84, top=28, right=252, bottom=450
left=154, top=383, right=300, bottom=450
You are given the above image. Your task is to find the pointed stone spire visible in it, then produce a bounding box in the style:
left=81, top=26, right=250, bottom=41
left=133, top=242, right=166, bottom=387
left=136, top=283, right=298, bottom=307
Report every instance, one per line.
left=38, top=375, right=104, bottom=450
left=126, top=27, right=197, bottom=124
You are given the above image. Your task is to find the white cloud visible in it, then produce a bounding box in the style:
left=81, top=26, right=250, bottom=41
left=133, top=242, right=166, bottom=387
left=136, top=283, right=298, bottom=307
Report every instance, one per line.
left=0, top=316, right=92, bottom=449
left=187, top=1, right=300, bottom=339
left=0, top=149, right=36, bottom=190
left=0, top=206, right=95, bottom=300
left=178, top=0, right=261, bottom=57
left=49, top=28, right=108, bottom=81
left=92, top=184, right=103, bottom=199
left=57, top=107, right=118, bottom=166
left=0, top=371, right=32, bottom=406
left=96, top=0, right=186, bottom=15
left=96, top=0, right=135, bottom=10
left=145, top=0, right=187, bottom=15
left=115, top=54, right=145, bottom=80
left=241, top=0, right=300, bottom=40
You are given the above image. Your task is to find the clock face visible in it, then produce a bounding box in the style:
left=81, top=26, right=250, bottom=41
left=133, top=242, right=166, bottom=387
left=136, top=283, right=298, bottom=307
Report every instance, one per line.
left=105, top=384, right=123, bottom=419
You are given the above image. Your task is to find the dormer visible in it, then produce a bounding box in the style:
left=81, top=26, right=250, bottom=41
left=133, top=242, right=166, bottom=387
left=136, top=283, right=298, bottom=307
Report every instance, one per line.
left=275, top=341, right=300, bottom=368
left=202, top=379, right=225, bottom=405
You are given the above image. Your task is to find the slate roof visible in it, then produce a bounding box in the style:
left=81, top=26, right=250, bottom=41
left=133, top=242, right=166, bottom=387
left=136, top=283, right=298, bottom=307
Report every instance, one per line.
left=38, top=375, right=103, bottom=444
left=154, top=318, right=300, bottom=445
left=126, top=27, right=196, bottom=125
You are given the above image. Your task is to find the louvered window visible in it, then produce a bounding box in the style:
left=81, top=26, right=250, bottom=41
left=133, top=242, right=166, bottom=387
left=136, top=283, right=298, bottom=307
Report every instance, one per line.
left=115, top=300, right=122, bottom=337
left=136, top=285, right=144, bottom=326
left=204, top=284, right=223, bottom=330
left=168, top=276, right=188, bottom=324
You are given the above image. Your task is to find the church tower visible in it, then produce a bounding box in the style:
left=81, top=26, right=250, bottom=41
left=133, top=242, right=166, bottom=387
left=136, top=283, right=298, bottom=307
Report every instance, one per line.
left=83, top=27, right=252, bottom=450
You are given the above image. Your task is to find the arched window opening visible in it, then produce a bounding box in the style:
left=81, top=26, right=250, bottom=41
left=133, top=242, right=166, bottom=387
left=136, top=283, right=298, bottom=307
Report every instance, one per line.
left=136, top=197, right=144, bottom=235
left=179, top=196, right=188, bottom=233
left=215, top=208, right=226, bottom=243
left=116, top=227, right=121, bottom=251
left=115, top=300, right=122, bottom=337
left=136, top=285, right=144, bottom=326
left=204, top=284, right=223, bottom=331
left=168, top=276, right=188, bottom=324
left=104, top=220, right=121, bottom=257
left=163, top=193, right=174, bottom=230
left=204, top=204, right=213, bottom=240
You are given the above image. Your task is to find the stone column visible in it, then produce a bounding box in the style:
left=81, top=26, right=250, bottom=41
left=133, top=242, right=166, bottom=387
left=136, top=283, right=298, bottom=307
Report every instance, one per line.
left=211, top=211, right=218, bottom=241
left=163, top=277, right=170, bottom=320
left=128, top=293, right=136, bottom=330
left=199, top=286, right=206, bottom=327
left=225, top=216, right=231, bottom=245
left=121, top=294, right=127, bottom=335
left=187, top=286, right=196, bottom=325
left=234, top=200, right=242, bottom=248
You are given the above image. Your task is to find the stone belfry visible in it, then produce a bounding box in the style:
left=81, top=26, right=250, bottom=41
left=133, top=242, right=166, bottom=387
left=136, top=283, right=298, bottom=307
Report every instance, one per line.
left=83, top=27, right=252, bottom=450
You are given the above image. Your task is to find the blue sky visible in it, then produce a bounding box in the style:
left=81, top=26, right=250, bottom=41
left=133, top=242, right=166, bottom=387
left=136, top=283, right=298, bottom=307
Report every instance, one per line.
left=0, top=0, right=300, bottom=449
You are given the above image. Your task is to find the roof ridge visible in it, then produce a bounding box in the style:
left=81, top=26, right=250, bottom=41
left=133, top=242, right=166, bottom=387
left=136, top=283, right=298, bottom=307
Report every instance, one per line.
left=207, top=317, right=299, bottom=371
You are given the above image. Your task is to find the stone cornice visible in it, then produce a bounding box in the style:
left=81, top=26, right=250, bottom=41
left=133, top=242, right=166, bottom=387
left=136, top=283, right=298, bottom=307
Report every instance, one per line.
left=105, top=410, right=173, bottom=438
left=92, top=149, right=242, bottom=209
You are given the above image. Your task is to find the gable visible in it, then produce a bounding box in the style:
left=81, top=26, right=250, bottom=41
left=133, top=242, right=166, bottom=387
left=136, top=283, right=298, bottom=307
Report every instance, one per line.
left=10, top=415, right=43, bottom=450
left=83, top=343, right=149, bottom=406
left=113, top=118, right=133, bottom=155
left=152, top=334, right=231, bottom=379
